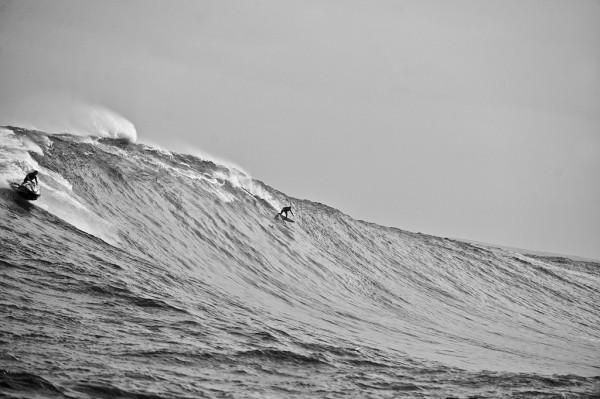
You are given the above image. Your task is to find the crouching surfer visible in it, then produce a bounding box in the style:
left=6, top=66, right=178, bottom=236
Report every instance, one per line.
left=277, top=205, right=294, bottom=220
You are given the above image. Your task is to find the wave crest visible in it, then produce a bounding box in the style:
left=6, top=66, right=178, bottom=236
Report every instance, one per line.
left=5, top=93, right=137, bottom=142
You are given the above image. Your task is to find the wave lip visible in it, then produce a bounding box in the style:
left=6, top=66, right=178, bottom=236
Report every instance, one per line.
left=70, top=103, right=137, bottom=143
left=3, top=94, right=137, bottom=142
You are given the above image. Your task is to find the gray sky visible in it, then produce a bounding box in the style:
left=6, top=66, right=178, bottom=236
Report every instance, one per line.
left=1, top=0, right=599, bottom=259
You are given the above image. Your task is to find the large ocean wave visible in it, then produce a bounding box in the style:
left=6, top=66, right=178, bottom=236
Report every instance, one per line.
left=1, top=127, right=599, bottom=398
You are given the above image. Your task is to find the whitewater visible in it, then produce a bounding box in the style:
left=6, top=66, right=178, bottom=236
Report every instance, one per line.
left=1, top=126, right=599, bottom=398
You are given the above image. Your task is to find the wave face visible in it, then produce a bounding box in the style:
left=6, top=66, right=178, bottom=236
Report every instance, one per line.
left=1, top=127, right=599, bottom=398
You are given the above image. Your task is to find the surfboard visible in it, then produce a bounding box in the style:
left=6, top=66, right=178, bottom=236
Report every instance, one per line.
left=274, top=214, right=295, bottom=223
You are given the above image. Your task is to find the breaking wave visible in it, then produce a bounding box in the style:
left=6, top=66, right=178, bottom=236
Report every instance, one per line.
left=1, top=127, right=599, bottom=398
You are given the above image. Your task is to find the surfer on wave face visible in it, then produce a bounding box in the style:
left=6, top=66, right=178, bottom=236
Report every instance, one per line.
left=278, top=206, right=293, bottom=219
left=22, top=170, right=39, bottom=186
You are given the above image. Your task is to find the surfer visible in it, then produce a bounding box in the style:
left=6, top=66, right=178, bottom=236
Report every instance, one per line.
left=278, top=206, right=294, bottom=219
left=22, top=170, right=39, bottom=186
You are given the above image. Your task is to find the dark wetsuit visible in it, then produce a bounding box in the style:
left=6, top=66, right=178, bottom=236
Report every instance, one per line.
left=22, top=172, right=38, bottom=186
left=279, top=206, right=293, bottom=218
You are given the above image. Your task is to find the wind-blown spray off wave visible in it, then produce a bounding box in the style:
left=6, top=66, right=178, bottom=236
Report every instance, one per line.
left=1, top=127, right=599, bottom=398
left=3, top=94, right=137, bottom=142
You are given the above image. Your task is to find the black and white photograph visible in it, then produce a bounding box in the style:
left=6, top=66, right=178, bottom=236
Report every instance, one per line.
left=1, top=0, right=599, bottom=397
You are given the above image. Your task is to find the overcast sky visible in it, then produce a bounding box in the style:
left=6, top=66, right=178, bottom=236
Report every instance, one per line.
left=1, top=0, right=599, bottom=259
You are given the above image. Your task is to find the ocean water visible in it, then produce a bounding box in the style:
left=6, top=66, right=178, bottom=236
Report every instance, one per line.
left=1, top=126, right=599, bottom=398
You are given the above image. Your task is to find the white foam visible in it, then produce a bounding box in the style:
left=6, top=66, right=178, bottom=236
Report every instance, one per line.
left=0, top=127, right=25, bottom=153
left=140, top=143, right=174, bottom=159
left=214, top=167, right=280, bottom=210
left=6, top=93, right=137, bottom=142
left=89, top=140, right=129, bottom=158
left=0, top=128, right=42, bottom=187
left=78, top=105, right=137, bottom=142
left=21, top=136, right=44, bottom=155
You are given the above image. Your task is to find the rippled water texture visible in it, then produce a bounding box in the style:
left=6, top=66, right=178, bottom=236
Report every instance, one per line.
left=1, top=127, right=599, bottom=398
